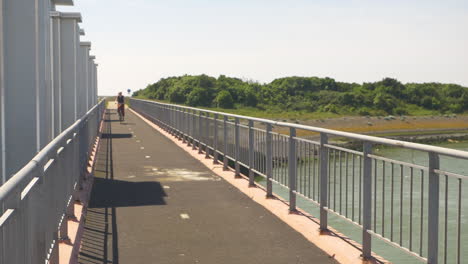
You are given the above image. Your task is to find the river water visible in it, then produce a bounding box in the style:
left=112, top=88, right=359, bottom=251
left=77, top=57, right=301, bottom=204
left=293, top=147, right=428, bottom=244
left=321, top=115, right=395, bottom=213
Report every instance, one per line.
left=257, top=141, right=468, bottom=263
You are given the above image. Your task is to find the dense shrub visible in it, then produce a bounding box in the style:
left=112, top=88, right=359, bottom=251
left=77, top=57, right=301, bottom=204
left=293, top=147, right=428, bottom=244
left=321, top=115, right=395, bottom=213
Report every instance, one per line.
left=133, top=75, right=468, bottom=115
left=216, top=90, right=234, bottom=108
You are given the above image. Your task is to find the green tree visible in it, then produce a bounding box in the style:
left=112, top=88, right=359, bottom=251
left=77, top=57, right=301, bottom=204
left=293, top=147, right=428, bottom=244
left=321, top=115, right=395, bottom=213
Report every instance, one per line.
left=215, top=90, right=234, bottom=108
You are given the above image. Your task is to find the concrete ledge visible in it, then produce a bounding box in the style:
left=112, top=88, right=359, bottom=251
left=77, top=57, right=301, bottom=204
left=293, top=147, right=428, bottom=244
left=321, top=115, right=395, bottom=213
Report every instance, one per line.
left=130, top=108, right=389, bottom=264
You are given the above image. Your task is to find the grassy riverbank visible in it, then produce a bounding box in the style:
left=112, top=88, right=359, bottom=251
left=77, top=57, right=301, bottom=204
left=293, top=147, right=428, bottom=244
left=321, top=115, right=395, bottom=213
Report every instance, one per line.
left=133, top=96, right=468, bottom=138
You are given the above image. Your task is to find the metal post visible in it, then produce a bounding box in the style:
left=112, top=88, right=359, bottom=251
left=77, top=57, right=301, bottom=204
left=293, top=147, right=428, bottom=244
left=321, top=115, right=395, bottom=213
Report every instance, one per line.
left=266, top=123, right=273, bottom=197
left=198, top=112, right=203, bottom=154
left=213, top=114, right=219, bottom=164
left=187, top=109, right=191, bottom=146
left=205, top=113, right=210, bottom=158
left=175, top=107, right=179, bottom=138
left=235, top=117, right=240, bottom=177
left=289, top=127, right=297, bottom=212
left=182, top=109, right=186, bottom=143
left=428, top=152, right=440, bottom=264
left=362, top=141, right=373, bottom=259
left=248, top=120, right=255, bottom=186
left=192, top=110, right=197, bottom=150
left=320, top=133, right=329, bottom=231
left=223, top=116, right=228, bottom=170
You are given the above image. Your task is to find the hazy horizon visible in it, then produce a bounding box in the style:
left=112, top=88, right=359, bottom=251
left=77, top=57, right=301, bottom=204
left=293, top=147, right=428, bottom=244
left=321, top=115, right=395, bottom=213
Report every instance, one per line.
left=58, top=0, right=468, bottom=95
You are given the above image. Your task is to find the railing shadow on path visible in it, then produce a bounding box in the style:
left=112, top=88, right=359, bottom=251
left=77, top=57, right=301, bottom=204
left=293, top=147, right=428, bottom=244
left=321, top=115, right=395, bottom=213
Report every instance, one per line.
left=78, top=109, right=167, bottom=264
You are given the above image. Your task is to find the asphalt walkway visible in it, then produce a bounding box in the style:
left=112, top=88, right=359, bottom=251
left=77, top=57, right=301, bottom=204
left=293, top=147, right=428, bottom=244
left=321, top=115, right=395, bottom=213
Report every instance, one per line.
left=78, top=105, right=336, bottom=264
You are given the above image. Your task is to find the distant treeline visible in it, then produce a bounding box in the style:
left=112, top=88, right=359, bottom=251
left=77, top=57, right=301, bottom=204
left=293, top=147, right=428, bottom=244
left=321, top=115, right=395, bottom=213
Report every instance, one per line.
left=133, top=75, right=468, bottom=115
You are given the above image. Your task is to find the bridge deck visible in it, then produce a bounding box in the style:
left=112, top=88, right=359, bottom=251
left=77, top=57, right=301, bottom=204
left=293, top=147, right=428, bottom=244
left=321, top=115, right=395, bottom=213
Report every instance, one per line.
left=78, top=106, right=335, bottom=264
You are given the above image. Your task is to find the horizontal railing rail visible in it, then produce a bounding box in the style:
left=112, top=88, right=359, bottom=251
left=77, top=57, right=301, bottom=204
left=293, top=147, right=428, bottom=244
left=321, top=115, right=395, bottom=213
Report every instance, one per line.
left=131, top=98, right=468, bottom=264
left=0, top=100, right=105, bottom=264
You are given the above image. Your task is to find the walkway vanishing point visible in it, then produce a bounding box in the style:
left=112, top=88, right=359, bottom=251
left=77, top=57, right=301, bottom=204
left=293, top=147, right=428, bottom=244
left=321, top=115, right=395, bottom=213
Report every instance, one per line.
left=78, top=103, right=337, bottom=264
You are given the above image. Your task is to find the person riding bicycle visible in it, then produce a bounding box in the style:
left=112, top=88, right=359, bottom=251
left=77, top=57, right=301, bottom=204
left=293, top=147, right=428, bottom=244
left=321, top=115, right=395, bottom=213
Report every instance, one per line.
left=116, top=92, right=125, bottom=121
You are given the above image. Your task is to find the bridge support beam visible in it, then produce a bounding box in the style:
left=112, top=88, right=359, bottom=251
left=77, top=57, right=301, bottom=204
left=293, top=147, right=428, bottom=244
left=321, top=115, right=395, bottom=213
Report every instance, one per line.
left=89, top=55, right=96, bottom=110
left=78, top=42, right=91, bottom=118
left=51, top=12, right=82, bottom=136
left=0, top=0, right=52, bottom=182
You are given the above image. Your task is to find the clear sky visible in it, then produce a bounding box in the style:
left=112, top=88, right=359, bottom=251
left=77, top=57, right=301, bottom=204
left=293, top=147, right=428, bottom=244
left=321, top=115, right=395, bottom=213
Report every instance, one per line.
left=58, top=0, right=468, bottom=96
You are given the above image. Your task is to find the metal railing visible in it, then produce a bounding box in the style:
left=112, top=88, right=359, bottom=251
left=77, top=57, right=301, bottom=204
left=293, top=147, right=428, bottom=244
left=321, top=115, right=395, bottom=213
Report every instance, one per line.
left=131, top=98, right=468, bottom=264
left=0, top=100, right=105, bottom=264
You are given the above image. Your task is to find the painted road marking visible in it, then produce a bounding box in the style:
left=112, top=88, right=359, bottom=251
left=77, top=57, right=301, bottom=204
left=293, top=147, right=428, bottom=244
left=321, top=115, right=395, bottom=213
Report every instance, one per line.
left=163, top=185, right=170, bottom=189
left=140, top=147, right=145, bottom=150
left=180, top=214, right=190, bottom=219
left=136, top=140, right=141, bottom=143
left=145, top=156, right=151, bottom=159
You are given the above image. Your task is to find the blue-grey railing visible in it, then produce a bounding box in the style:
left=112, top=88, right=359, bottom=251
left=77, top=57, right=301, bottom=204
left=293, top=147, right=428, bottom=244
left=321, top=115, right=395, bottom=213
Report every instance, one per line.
left=131, top=98, right=468, bottom=264
left=0, top=100, right=105, bottom=264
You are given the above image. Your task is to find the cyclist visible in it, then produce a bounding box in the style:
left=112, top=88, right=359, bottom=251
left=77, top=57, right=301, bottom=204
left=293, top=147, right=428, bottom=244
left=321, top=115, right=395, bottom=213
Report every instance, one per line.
left=116, top=92, right=125, bottom=121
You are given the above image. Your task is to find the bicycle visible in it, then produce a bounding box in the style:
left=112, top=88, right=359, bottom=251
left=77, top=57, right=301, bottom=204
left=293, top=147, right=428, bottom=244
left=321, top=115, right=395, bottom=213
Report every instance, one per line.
left=117, top=103, right=125, bottom=122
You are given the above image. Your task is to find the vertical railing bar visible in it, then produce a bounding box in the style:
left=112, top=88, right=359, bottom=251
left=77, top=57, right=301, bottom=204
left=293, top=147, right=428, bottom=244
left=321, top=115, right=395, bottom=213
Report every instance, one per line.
left=457, top=178, right=462, bottom=264
left=266, top=123, right=273, bottom=197
left=248, top=120, right=255, bottom=186
left=308, top=143, right=312, bottom=198
left=427, top=152, right=440, bottom=263
left=391, top=162, right=394, bottom=242
left=420, top=169, right=424, bottom=256
left=234, top=117, right=240, bottom=177
left=333, top=149, right=336, bottom=211
left=289, top=127, right=297, bottom=212
left=301, top=141, right=305, bottom=196
left=328, top=149, right=331, bottom=210
left=444, top=174, right=448, bottom=264
left=253, top=129, right=256, bottom=171
left=382, top=160, right=386, bottom=236
left=374, top=159, right=377, bottom=231
left=192, top=110, right=197, bottom=150
left=213, top=114, right=218, bottom=163
left=223, top=116, right=228, bottom=170
left=205, top=113, right=210, bottom=158
left=182, top=108, right=185, bottom=140
left=312, top=144, right=316, bottom=200
left=410, top=167, right=414, bottom=251
left=352, top=153, right=355, bottom=221
left=339, top=151, right=342, bottom=214
left=399, top=164, right=404, bottom=246
left=302, top=141, right=306, bottom=195
left=198, top=112, right=203, bottom=154
left=345, top=152, right=349, bottom=218
left=319, top=133, right=328, bottom=231
left=362, top=141, right=373, bottom=260
left=359, top=155, right=362, bottom=224
left=284, top=136, right=287, bottom=185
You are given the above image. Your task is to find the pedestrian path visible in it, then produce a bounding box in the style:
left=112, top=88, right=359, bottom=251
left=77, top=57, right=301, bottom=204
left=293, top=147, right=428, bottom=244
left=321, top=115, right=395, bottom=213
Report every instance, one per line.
left=78, top=105, right=336, bottom=264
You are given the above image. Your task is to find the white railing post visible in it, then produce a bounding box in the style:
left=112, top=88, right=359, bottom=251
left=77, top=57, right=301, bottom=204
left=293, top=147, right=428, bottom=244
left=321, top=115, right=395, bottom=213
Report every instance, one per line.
left=235, top=117, right=240, bottom=177
left=319, top=133, right=329, bottom=231
left=428, top=152, right=440, bottom=264
left=223, top=116, right=228, bottom=170
left=266, top=123, right=273, bottom=197
left=248, top=120, right=255, bottom=186
left=288, top=127, right=297, bottom=212
left=213, top=114, right=219, bottom=164
left=362, top=141, right=373, bottom=259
